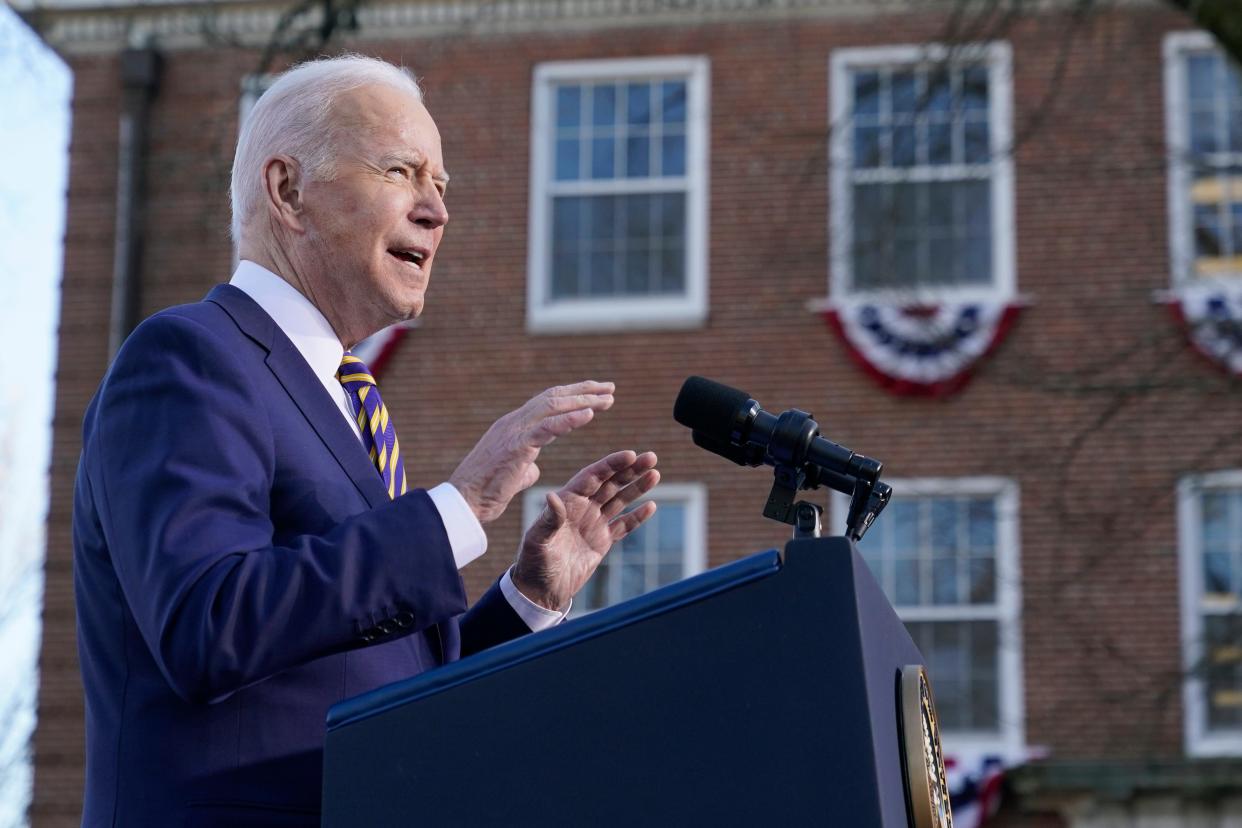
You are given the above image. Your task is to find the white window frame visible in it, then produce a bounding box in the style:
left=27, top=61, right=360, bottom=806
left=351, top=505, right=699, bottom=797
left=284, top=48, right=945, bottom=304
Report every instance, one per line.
left=521, top=482, right=707, bottom=612
left=1178, top=469, right=1242, bottom=756
left=828, top=42, right=1016, bottom=305
left=527, top=56, right=710, bottom=334
left=831, top=476, right=1025, bottom=758
left=1163, top=31, right=1242, bottom=288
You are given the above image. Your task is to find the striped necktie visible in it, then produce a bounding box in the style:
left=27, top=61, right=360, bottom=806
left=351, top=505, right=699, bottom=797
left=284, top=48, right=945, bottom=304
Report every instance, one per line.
left=337, top=352, right=408, bottom=499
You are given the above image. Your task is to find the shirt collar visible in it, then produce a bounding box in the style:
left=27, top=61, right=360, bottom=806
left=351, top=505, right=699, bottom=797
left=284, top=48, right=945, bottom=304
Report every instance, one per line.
left=229, top=260, right=345, bottom=386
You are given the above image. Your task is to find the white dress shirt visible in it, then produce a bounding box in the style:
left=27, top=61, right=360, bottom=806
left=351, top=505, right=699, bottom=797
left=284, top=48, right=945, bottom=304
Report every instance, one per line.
left=230, top=260, right=564, bottom=631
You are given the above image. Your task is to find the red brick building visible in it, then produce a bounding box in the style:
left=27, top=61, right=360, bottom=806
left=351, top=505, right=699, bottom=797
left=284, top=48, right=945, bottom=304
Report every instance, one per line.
left=20, top=0, right=1242, bottom=823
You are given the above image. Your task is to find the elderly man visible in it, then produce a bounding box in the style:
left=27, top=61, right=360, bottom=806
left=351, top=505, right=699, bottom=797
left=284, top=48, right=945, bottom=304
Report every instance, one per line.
left=73, top=54, right=659, bottom=827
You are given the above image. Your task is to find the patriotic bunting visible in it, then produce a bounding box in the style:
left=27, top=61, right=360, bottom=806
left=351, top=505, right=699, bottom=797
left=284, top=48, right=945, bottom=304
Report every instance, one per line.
left=820, top=298, right=1023, bottom=397
left=352, top=319, right=419, bottom=381
left=1165, top=281, right=1242, bottom=376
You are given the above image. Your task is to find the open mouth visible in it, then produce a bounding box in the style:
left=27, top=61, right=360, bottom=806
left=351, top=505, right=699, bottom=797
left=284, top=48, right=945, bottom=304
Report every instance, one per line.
left=389, top=249, right=427, bottom=267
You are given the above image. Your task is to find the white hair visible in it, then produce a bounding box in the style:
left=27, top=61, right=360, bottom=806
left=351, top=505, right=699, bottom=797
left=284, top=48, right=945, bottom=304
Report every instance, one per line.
left=229, top=54, right=424, bottom=242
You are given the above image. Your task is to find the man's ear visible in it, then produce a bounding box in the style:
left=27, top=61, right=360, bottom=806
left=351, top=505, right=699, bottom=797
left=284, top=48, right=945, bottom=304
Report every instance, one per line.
left=262, top=155, right=307, bottom=232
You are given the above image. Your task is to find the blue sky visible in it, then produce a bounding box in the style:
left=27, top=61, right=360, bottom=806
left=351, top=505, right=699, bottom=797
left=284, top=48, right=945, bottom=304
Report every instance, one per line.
left=0, top=6, right=71, bottom=826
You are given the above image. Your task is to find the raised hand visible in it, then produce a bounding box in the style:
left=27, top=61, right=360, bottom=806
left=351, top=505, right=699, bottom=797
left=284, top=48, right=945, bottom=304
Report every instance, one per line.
left=511, top=450, right=660, bottom=612
left=449, top=381, right=614, bottom=524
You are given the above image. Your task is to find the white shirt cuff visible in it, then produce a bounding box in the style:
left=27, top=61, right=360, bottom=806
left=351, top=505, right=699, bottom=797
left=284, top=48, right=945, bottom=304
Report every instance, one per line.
left=500, top=567, right=570, bottom=631
left=426, top=482, right=487, bottom=570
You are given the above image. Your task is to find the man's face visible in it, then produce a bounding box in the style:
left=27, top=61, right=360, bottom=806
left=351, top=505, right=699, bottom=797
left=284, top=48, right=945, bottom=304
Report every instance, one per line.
left=296, top=84, right=450, bottom=344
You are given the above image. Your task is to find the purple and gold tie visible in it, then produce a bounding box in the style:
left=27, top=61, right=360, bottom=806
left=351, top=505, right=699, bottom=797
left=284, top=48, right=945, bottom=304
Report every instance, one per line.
left=337, top=352, right=408, bottom=499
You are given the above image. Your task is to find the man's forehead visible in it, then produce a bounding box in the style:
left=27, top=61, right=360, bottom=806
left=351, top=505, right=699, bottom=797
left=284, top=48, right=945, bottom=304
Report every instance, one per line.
left=334, top=84, right=446, bottom=167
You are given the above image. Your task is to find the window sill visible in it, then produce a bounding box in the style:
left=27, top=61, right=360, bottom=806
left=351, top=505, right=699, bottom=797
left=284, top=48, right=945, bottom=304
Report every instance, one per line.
left=527, top=297, right=707, bottom=334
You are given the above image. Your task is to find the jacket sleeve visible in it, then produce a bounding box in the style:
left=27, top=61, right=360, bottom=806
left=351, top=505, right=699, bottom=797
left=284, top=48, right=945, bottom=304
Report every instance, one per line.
left=458, top=579, right=532, bottom=658
left=86, top=311, right=467, bottom=704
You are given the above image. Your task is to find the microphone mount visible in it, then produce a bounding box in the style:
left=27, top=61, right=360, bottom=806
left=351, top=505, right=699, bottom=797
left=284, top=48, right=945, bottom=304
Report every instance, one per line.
left=681, top=382, right=891, bottom=541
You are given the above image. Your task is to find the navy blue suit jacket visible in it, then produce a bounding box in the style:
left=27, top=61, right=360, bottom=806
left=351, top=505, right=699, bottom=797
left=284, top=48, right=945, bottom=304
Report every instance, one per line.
left=73, top=285, right=528, bottom=827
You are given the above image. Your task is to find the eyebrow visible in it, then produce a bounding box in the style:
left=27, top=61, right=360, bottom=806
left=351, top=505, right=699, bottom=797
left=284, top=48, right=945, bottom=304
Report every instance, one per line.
left=381, top=153, right=451, bottom=185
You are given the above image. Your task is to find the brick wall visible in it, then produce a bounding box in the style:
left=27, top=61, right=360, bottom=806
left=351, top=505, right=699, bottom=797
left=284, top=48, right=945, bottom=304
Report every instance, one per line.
left=35, top=3, right=1233, bottom=824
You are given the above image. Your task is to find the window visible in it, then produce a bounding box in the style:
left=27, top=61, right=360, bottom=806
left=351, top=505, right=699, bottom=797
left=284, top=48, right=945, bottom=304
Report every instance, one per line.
left=527, top=57, right=709, bottom=333
left=1165, top=33, right=1242, bottom=284
left=522, top=483, right=706, bottom=614
left=1179, top=471, right=1242, bottom=755
left=829, top=43, right=1015, bottom=301
left=834, top=478, right=1023, bottom=754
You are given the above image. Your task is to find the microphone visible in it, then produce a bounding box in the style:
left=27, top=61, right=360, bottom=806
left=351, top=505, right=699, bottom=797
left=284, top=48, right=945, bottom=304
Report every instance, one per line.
left=673, top=376, right=890, bottom=540
left=673, top=376, right=881, bottom=486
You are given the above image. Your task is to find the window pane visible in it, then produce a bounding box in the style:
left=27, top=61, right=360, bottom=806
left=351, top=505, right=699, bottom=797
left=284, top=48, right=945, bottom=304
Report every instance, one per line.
left=891, top=499, right=919, bottom=552
left=963, top=235, right=991, bottom=285
left=1191, top=111, right=1218, bottom=156
left=591, top=136, right=615, bottom=179
left=655, top=191, right=686, bottom=238
left=854, top=125, right=882, bottom=168
left=927, top=237, right=955, bottom=285
left=964, top=180, right=992, bottom=232
left=895, top=558, right=920, bottom=606
left=1205, top=613, right=1242, bottom=731
left=930, top=498, right=958, bottom=555
left=1188, top=55, right=1218, bottom=102
left=657, top=504, right=685, bottom=556
left=964, top=120, right=990, bottom=163
left=588, top=249, right=616, bottom=295
left=592, top=84, right=616, bottom=127
left=555, top=137, right=580, bottom=181
left=962, top=65, right=989, bottom=112
left=969, top=556, right=996, bottom=604
left=1195, top=203, right=1224, bottom=259
left=661, top=81, right=687, bottom=123
left=626, top=82, right=651, bottom=127
left=927, top=123, right=952, bottom=166
left=927, top=70, right=951, bottom=114
left=932, top=557, right=959, bottom=605
left=1229, top=106, right=1242, bottom=154
left=892, top=71, right=917, bottom=115
left=1206, top=552, right=1233, bottom=596
left=624, top=247, right=650, bottom=293
left=854, top=71, right=880, bottom=116
left=661, top=133, right=686, bottom=176
left=892, top=124, right=916, bottom=167
left=552, top=247, right=578, bottom=298
left=578, top=566, right=609, bottom=611
left=625, top=134, right=650, bottom=178
left=968, top=498, right=997, bottom=550
left=1232, top=203, right=1242, bottom=255
left=620, top=561, right=644, bottom=601
left=625, top=193, right=652, bottom=241
left=551, top=197, right=584, bottom=299
left=659, top=243, right=685, bottom=293
left=556, top=85, right=582, bottom=128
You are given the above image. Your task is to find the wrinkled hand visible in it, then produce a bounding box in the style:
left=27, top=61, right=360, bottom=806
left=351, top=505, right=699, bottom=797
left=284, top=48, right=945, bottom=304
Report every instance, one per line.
left=512, top=450, right=660, bottom=611
left=449, top=381, right=615, bottom=524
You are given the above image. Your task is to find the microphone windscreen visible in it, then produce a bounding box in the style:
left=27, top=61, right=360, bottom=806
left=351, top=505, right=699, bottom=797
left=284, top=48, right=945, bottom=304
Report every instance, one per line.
left=673, top=376, right=751, bottom=436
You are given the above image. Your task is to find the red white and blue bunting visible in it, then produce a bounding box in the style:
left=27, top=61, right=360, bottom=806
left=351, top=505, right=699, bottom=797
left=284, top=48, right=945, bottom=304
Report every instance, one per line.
left=353, top=319, right=419, bottom=381
left=946, top=753, right=1005, bottom=827
left=1164, top=281, right=1242, bottom=376
left=819, top=299, right=1023, bottom=397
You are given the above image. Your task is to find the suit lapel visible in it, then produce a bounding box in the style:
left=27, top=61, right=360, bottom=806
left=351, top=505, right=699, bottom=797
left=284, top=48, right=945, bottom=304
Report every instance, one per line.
left=206, top=284, right=391, bottom=510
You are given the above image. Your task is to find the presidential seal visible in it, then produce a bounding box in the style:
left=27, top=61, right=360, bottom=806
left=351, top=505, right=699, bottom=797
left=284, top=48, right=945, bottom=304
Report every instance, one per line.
left=899, top=664, right=953, bottom=828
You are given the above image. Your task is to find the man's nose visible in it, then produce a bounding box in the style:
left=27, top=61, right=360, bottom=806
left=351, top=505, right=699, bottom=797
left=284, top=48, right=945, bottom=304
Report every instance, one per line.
left=411, top=183, right=449, bottom=229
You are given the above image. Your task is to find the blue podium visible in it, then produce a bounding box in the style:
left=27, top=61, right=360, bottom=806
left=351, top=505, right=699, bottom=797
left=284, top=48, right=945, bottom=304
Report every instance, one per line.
left=322, top=537, right=936, bottom=826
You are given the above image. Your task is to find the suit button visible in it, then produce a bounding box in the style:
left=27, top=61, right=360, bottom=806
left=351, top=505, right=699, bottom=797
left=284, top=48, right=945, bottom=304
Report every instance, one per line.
left=393, top=611, right=414, bottom=628
left=376, top=618, right=397, bottom=635
left=360, top=628, right=378, bottom=643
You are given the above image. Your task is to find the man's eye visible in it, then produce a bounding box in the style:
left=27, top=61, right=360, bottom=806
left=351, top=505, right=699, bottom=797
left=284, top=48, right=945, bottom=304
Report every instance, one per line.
left=388, top=167, right=408, bottom=178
